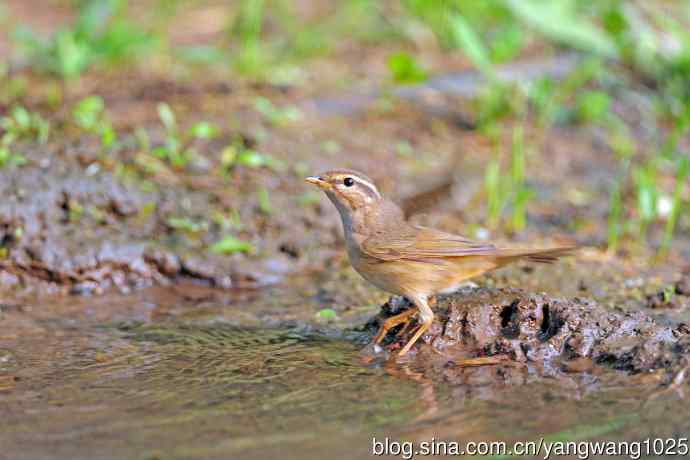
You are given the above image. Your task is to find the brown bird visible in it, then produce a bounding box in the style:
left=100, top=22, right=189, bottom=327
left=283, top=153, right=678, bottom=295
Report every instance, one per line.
left=306, top=169, right=575, bottom=356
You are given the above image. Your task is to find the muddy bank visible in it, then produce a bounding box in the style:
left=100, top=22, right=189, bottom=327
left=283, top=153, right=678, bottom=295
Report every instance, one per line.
left=367, top=287, right=690, bottom=377
left=0, top=163, right=265, bottom=294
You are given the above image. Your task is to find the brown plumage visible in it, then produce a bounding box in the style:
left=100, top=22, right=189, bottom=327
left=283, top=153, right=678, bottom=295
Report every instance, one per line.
left=306, top=169, right=576, bottom=356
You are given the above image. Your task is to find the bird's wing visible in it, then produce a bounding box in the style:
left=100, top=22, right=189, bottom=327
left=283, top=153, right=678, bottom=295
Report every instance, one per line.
left=361, top=225, right=497, bottom=261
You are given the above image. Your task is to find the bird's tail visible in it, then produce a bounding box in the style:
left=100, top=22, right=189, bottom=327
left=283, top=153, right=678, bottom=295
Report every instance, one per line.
left=494, top=246, right=577, bottom=266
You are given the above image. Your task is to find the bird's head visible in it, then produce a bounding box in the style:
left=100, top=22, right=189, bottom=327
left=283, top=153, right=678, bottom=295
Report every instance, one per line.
left=305, top=169, right=382, bottom=214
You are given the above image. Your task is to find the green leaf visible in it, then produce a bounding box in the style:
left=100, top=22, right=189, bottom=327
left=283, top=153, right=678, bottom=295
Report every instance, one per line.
left=209, top=236, right=253, bottom=254
left=315, top=308, right=338, bottom=321
left=387, top=52, right=428, bottom=84
left=0, top=146, right=26, bottom=168
left=188, top=121, right=218, bottom=140
left=607, top=180, right=623, bottom=251
left=448, top=13, right=494, bottom=77
left=101, top=124, right=116, bottom=148
left=634, top=166, right=657, bottom=222
left=11, top=153, right=27, bottom=167
left=167, top=217, right=207, bottom=233
left=576, top=91, right=610, bottom=123
left=0, top=146, right=10, bottom=167
left=257, top=187, right=273, bottom=214
left=490, top=25, right=524, bottom=63
left=12, top=106, right=31, bottom=129
left=485, top=157, right=503, bottom=227
left=73, top=96, right=105, bottom=130
left=54, top=29, right=91, bottom=78
left=237, top=149, right=267, bottom=168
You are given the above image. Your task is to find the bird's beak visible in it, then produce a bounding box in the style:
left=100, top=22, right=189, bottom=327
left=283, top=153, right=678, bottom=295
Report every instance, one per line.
left=305, top=176, right=332, bottom=190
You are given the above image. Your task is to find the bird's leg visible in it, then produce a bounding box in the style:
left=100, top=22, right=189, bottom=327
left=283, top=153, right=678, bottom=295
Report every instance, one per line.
left=395, top=295, right=435, bottom=337
left=394, top=296, right=435, bottom=337
left=395, top=316, right=416, bottom=338
left=374, top=307, right=417, bottom=344
left=398, top=294, right=434, bottom=356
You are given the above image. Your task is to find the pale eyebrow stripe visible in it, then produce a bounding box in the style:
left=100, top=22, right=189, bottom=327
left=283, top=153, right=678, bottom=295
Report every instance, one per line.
left=353, top=176, right=381, bottom=198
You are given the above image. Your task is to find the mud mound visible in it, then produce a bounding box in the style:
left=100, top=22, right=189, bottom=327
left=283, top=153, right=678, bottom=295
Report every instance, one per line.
left=369, top=287, right=690, bottom=375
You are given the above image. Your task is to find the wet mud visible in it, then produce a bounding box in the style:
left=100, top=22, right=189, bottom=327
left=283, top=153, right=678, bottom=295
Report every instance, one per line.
left=0, top=163, right=263, bottom=294
left=368, top=287, right=690, bottom=378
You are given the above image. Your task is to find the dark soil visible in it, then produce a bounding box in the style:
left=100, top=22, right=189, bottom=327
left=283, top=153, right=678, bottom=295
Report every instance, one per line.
left=367, top=287, right=690, bottom=378
left=0, top=163, right=259, bottom=294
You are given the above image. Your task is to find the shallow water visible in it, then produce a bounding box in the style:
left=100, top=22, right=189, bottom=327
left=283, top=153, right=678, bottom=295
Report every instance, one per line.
left=1, top=286, right=689, bottom=460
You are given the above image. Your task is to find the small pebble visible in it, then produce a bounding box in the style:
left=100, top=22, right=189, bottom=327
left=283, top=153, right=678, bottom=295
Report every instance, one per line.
left=624, top=277, right=644, bottom=289
left=475, top=227, right=490, bottom=241
left=656, top=195, right=673, bottom=218
left=85, top=163, right=100, bottom=176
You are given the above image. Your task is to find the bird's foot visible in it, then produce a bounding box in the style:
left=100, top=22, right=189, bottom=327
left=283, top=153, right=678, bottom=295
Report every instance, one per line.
left=398, top=320, right=432, bottom=356
left=374, top=308, right=417, bottom=344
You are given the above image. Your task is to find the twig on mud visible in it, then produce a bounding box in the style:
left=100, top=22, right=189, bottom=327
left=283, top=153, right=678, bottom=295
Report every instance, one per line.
left=448, top=355, right=511, bottom=367
left=669, top=365, right=689, bottom=392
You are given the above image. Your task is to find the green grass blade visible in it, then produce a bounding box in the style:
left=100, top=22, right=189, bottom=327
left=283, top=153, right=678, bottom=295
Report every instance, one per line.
left=502, top=0, right=617, bottom=58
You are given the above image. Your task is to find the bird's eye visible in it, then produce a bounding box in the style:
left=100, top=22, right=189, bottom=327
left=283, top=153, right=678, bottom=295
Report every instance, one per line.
left=343, top=177, right=354, bottom=187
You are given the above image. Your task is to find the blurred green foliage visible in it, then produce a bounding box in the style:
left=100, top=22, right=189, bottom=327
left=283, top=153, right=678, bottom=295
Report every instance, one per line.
left=72, top=96, right=116, bottom=147
left=167, top=217, right=208, bottom=234
left=150, top=103, right=219, bottom=169
left=253, top=97, right=302, bottom=126
left=0, top=145, right=26, bottom=168
left=484, top=123, right=533, bottom=232
left=315, top=308, right=338, bottom=322
left=12, top=0, right=156, bottom=79
left=220, top=140, right=282, bottom=173
left=1, top=105, right=50, bottom=144
left=0, top=105, right=51, bottom=168
left=3, top=0, right=690, bottom=253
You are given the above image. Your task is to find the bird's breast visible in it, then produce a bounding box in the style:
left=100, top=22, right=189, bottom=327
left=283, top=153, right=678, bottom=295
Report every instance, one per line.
left=344, top=242, right=498, bottom=297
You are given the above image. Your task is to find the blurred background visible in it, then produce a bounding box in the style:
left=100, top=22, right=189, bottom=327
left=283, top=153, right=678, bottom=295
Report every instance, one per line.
left=2, top=1, right=690, bottom=459
left=1, top=1, right=689, bottom=292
